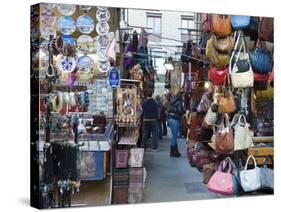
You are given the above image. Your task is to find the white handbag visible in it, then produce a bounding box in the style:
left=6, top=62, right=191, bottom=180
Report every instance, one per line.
left=204, top=104, right=217, bottom=126
left=232, top=114, right=253, bottom=150
left=229, top=31, right=254, bottom=88
left=239, top=155, right=261, bottom=192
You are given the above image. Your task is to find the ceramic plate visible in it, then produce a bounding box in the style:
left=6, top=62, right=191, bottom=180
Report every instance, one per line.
left=56, top=16, right=76, bottom=35
left=98, top=60, right=111, bottom=73
left=79, top=5, right=92, bottom=13
left=76, top=15, right=95, bottom=34
left=77, top=35, right=95, bottom=53
left=57, top=4, right=76, bottom=16
left=96, top=35, right=109, bottom=49
left=41, top=3, right=56, bottom=11
left=40, top=26, right=57, bottom=40
left=97, top=49, right=108, bottom=61
left=77, top=55, right=94, bottom=74
left=96, top=9, right=110, bottom=23
left=57, top=55, right=76, bottom=73
left=41, top=9, right=56, bottom=27
left=96, top=22, right=110, bottom=36
left=97, top=6, right=108, bottom=11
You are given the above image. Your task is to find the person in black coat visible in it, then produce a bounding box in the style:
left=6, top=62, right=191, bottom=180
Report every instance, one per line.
left=167, top=91, right=186, bottom=157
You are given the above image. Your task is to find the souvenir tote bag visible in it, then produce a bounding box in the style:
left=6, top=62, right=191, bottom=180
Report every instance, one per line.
left=239, top=155, right=261, bottom=192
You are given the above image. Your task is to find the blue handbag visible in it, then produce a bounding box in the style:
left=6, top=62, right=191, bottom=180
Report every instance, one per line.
left=250, top=48, right=273, bottom=73
left=230, top=15, right=251, bottom=30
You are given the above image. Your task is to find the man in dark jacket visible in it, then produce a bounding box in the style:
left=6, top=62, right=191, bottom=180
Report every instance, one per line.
left=141, top=91, right=158, bottom=151
left=167, top=90, right=186, bottom=157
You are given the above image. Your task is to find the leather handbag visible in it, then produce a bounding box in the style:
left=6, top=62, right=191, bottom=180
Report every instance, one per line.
left=230, top=32, right=254, bottom=88
left=250, top=47, right=273, bottom=74
left=232, top=114, right=253, bottom=151
left=258, top=17, right=274, bottom=42
left=230, top=15, right=251, bottom=30
left=239, top=155, right=261, bottom=192
left=204, top=104, right=218, bottom=126
left=259, top=156, right=274, bottom=190
left=209, top=66, right=227, bottom=85
left=244, top=17, right=260, bottom=41
left=207, top=159, right=234, bottom=195
left=206, top=36, right=230, bottom=68
left=197, top=92, right=211, bottom=112
left=212, top=14, right=232, bottom=38
left=213, top=34, right=234, bottom=54
left=214, top=114, right=234, bottom=154
left=256, top=84, right=273, bottom=98
left=254, top=72, right=269, bottom=90
left=218, top=85, right=237, bottom=114
left=202, top=13, right=212, bottom=32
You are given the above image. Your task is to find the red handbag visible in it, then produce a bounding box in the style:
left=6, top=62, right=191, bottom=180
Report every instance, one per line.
left=254, top=72, right=269, bottom=82
left=209, top=66, right=227, bottom=85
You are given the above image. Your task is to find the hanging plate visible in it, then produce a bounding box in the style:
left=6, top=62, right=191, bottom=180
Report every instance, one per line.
left=56, top=16, right=76, bottom=35
left=96, top=22, right=110, bottom=36
left=98, top=60, right=111, bottom=73
left=57, top=55, right=76, bottom=73
left=96, top=35, right=109, bottom=49
left=77, top=35, right=95, bottom=53
left=79, top=5, right=92, bottom=13
left=76, top=15, right=95, bottom=34
left=96, top=9, right=110, bottom=23
left=77, top=55, right=94, bottom=74
left=57, top=4, right=76, bottom=16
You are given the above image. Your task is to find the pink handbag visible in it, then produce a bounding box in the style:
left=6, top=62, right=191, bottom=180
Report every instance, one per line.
left=207, top=159, right=234, bottom=195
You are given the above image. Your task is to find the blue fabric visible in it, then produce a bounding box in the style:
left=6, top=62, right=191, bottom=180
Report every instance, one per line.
left=168, top=118, right=180, bottom=147
left=250, top=48, right=273, bottom=73
left=230, top=15, right=251, bottom=30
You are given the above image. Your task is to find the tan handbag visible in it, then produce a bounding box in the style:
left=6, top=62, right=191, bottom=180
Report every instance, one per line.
left=212, top=14, right=232, bottom=38
left=213, top=34, right=234, bottom=54
left=206, top=35, right=230, bottom=68
left=218, top=79, right=237, bottom=114
left=214, top=114, right=234, bottom=154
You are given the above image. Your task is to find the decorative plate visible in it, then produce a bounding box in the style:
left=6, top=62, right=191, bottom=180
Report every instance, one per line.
left=98, top=60, right=111, bottom=73
left=57, top=55, right=76, bottom=73
left=57, top=4, right=76, bottom=16
left=96, top=35, right=109, bottom=49
left=96, top=22, right=110, bottom=36
left=77, top=55, right=94, bottom=74
left=76, top=15, right=95, bottom=34
left=56, top=16, right=76, bottom=35
left=97, top=6, right=108, bottom=11
left=97, top=49, right=108, bottom=61
left=79, top=5, right=92, bottom=13
left=77, top=35, right=95, bottom=53
left=96, top=9, right=110, bottom=23
left=41, top=8, right=56, bottom=27
left=40, top=26, right=57, bottom=40
left=41, top=3, right=56, bottom=11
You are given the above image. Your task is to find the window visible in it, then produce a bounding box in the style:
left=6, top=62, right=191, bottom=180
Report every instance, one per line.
left=147, top=13, right=162, bottom=42
left=181, top=15, right=194, bottom=42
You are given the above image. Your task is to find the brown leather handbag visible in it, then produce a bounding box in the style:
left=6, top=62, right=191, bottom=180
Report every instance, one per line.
left=218, top=84, right=237, bottom=114
left=206, top=35, right=230, bottom=68
left=212, top=14, right=232, bottom=38
left=258, top=17, right=274, bottom=42
left=213, top=34, right=234, bottom=54
left=214, top=114, right=234, bottom=154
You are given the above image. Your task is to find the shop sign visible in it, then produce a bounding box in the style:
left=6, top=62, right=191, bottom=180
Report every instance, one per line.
left=108, top=67, right=120, bottom=89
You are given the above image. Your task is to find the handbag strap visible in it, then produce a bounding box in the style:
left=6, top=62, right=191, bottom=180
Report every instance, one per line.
left=221, top=157, right=233, bottom=173
left=237, top=114, right=247, bottom=126
left=245, top=155, right=257, bottom=170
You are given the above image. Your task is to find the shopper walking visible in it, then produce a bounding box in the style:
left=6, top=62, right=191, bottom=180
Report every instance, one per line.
left=141, top=91, right=159, bottom=151
left=162, top=93, right=171, bottom=136
left=155, top=95, right=164, bottom=140
left=167, top=90, right=186, bottom=157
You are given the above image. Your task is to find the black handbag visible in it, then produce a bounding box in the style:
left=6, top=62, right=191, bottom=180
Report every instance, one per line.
left=244, top=17, right=260, bottom=41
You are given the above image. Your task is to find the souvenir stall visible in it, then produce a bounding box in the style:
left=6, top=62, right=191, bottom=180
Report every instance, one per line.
left=112, top=27, right=150, bottom=204
left=185, top=14, right=274, bottom=196
left=31, top=3, right=119, bottom=208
